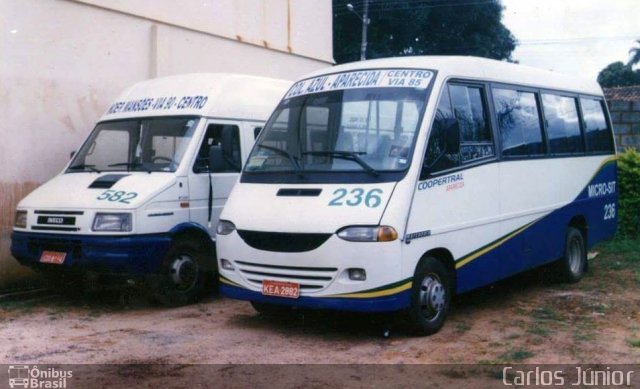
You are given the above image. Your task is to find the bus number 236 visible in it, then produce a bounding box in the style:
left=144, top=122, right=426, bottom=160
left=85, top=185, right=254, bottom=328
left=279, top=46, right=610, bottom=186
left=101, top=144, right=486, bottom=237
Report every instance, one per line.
left=329, top=188, right=383, bottom=208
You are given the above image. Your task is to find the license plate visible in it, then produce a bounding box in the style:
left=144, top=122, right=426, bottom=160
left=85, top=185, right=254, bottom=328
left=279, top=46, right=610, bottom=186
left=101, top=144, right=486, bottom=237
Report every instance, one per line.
left=40, top=251, right=67, bottom=265
left=262, top=280, right=300, bottom=299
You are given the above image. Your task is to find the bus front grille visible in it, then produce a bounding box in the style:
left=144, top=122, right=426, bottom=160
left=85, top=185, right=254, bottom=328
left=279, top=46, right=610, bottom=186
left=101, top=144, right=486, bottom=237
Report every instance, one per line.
left=236, top=230, right=332, bottom=252
left=235, top=260, right=337, bottom=291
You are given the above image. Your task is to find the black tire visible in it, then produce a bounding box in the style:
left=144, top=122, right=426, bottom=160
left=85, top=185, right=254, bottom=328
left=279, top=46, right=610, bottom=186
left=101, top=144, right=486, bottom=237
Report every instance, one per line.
left=558, top=227, right=587, bottom=283
left=406, top=257, right=451, bottom=335
left=150, top=237, right=209, bottom=307
left=250, top=301, right=293, bottom=317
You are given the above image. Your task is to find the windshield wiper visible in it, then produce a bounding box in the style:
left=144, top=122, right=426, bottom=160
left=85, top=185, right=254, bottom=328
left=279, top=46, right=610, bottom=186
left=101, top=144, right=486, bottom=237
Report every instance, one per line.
left=257, top=144, right=303, bottom=176
left=108, top=162, right=152, bottom=174
left=67, top=164, right=101, bottom=173
left=302, top=151, right=379, bottom=177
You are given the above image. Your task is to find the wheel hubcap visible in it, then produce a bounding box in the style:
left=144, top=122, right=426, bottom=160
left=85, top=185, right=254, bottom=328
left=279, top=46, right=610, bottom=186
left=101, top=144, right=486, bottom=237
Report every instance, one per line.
left=170, top=255, right=198, bottom=291
left=568, top=237, right=583, bottom=274
left=419, top=274, right=446, bottom=320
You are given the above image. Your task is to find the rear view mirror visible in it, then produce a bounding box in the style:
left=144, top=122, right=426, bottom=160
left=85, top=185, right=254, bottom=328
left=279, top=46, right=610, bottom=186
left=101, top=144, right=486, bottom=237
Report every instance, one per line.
left=69, top=150, right=76, bottom=159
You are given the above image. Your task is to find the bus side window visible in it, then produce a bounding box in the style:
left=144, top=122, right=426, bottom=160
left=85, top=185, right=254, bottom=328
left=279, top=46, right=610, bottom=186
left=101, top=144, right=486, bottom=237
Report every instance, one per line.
left=423, top=83, right=493, bottom=178
left=541, top=94, right=583, bottom=155
left=580, top=98, right=614, bottom=153
left=193, top=124, right=241, bottom=173
left=449, top=84, right=494, bottom=163
left=423, top=85, right=459, bottom=177
left=493, top=88, right=545, bottom=157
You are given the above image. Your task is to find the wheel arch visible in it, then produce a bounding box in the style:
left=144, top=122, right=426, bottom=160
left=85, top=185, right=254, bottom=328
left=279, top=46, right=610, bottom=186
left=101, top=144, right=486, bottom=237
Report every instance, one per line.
left=169, top=222, right=216, bottom=271
left=419, top=247, right=457, bottom=294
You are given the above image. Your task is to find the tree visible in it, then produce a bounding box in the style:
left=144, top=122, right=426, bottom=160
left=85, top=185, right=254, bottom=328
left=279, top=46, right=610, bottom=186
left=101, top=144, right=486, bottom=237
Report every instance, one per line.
left=333, top=0, right=516, bottom=64
left=597, top=61, right=640, bottom=88
left=629, top=39, right=640, bottom=67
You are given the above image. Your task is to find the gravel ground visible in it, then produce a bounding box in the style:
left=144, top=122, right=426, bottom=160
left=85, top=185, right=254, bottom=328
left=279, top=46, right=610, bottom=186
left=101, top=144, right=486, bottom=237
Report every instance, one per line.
left=0, top=254, right=638, bottom=387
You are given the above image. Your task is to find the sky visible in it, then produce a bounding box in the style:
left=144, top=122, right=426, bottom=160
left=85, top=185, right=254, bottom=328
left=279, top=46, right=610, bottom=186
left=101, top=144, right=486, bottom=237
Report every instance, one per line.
left=501, top=0, right=640, bottom=81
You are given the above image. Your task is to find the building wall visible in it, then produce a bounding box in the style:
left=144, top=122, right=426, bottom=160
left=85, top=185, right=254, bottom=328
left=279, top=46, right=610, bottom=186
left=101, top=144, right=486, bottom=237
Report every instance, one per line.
left=0, top=0, right=333, bottom=288
left=608, top=100, right=640, bottom=151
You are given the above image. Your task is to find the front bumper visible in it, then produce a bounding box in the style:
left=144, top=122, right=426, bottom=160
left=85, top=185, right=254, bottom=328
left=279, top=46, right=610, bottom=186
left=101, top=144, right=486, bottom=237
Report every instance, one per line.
left=216, top=231, right=412, bottom=312
left=220, top=276, right=411, bottom=312
left=10, top=231, right=172, bottom=276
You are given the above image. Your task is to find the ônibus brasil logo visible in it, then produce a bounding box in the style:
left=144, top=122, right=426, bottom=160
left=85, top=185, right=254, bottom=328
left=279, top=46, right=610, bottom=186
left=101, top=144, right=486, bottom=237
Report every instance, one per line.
left=8, top=365, right=72, bottom=388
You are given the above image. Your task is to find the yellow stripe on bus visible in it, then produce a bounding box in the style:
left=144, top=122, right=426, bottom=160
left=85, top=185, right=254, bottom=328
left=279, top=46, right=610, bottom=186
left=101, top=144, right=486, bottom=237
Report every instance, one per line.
left=455, top=221, right=534, bottom=270
left=219, top=276, right=242, bottom=288
left=330, top=281, right=412, bottom=299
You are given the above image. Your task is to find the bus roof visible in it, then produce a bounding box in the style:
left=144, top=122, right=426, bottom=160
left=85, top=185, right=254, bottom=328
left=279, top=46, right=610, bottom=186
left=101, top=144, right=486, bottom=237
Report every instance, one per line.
left=99, top=73, right=292, bottom=122
left=299, top=56, right=603, bottom=96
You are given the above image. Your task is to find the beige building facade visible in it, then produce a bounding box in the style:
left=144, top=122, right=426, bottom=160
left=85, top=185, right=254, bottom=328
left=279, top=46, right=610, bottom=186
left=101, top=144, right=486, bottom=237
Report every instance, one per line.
left=0, top=0, right=334, bottom=287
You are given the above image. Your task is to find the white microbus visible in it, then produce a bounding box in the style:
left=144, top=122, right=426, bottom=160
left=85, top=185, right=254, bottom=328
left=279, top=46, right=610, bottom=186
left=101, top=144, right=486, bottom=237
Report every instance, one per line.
left=216, top=57, right=617, bottom=334
left=11, top=73, right=291, bottom=305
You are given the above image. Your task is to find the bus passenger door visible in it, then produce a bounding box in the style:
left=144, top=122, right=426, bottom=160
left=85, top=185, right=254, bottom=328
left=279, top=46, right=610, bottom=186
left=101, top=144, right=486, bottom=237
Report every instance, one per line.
left=188, top=121, right=243, bottom=237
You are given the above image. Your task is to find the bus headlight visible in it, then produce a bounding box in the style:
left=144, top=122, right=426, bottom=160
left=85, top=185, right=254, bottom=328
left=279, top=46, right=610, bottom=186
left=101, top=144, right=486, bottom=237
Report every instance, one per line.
left=14, top=210, right=27, bottom=228
left=216, top=220, right=236, bottom=235
left=337, top=226, right=398, bottom=242
left=92, top=213, right=132, bottom=232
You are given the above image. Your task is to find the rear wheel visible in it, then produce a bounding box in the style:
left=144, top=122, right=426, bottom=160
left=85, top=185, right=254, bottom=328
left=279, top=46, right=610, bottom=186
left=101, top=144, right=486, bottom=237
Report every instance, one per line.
left=151, top=237, right=209, bottom=306
left=558, top=227, right=587, bottom=283
left=406, top=257, right=451, bottom=335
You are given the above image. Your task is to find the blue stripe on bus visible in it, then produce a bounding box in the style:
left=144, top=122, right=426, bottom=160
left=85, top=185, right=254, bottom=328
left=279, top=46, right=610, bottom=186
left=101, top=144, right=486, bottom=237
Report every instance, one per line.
left=455, top=159, right=617, bottom=293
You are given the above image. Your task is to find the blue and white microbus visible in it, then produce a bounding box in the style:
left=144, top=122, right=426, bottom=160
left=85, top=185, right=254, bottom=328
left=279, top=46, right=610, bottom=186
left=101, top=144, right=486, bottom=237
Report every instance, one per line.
left=11, top=73, right=291, bottom=305
left=215, top=56, right=617, bottom=334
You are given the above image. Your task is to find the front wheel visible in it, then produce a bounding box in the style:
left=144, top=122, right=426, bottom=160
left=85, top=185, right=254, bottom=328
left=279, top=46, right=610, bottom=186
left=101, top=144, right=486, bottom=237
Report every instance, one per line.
left=557, top=227, right=587, bottom=283
left=150, top=238, right=209, bottom=306
left=406, top=257, right=451, bottom=335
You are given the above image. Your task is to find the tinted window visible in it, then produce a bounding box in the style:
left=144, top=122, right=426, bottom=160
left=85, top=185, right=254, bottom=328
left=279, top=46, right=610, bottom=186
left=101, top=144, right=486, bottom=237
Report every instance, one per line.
left=193, top=124, right=241, bottom=173
left=424, top=86, right=458, bottom=173
left=542, top=94, right=583, bottom=154
left=493, top=88, right=545, bottom=157
left=581, top=98, right=614, bottom=153
left=449, top=85, right=495, bottom=163
left=424, top=84, right=494, bottom=176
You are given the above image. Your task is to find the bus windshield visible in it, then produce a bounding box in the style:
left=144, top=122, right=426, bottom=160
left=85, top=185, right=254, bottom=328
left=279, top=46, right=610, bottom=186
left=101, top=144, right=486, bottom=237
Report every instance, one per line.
left=67, top=117, right=199, bottom=173
left=245, top=87, right=429, bottom=176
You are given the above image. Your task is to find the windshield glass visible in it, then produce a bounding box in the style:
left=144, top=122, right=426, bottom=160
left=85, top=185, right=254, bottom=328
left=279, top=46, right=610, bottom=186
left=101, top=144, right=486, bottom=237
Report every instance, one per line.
left=67, top=117, right=199, bottom=173
left=245, top=72, right=431, bottom=177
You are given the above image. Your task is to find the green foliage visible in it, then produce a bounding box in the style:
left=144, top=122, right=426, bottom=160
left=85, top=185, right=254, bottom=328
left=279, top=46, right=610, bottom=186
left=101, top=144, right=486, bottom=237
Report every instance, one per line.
left=628, top=40, right=640, bottom=67
left=333, top=0, right=516, bottom=64
left=597, top=61, right=640, bottom=88
left=598, top=239, right=640, bottom=271
left=617, top=149, right=640, bottom=238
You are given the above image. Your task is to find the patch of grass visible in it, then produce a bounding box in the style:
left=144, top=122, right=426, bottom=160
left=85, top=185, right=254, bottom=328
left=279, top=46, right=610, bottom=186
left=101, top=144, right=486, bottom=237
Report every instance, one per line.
left=454, top=321, right=472, bottom=334
left=627, top=338, right=640, bottom=348
left=527, top=326, right=550, bottom=337
left=596, top=239, right=640, bottom=270
left=532, top=306, right=563, bottom=321
left=573, top=330, right=595, bottom=342
left=498, top=348, right=535, bottom=362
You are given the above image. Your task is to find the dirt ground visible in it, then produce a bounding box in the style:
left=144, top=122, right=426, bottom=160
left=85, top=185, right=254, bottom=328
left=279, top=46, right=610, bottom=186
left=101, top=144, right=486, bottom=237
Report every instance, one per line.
left=0, top=250, right=639, bottom=386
